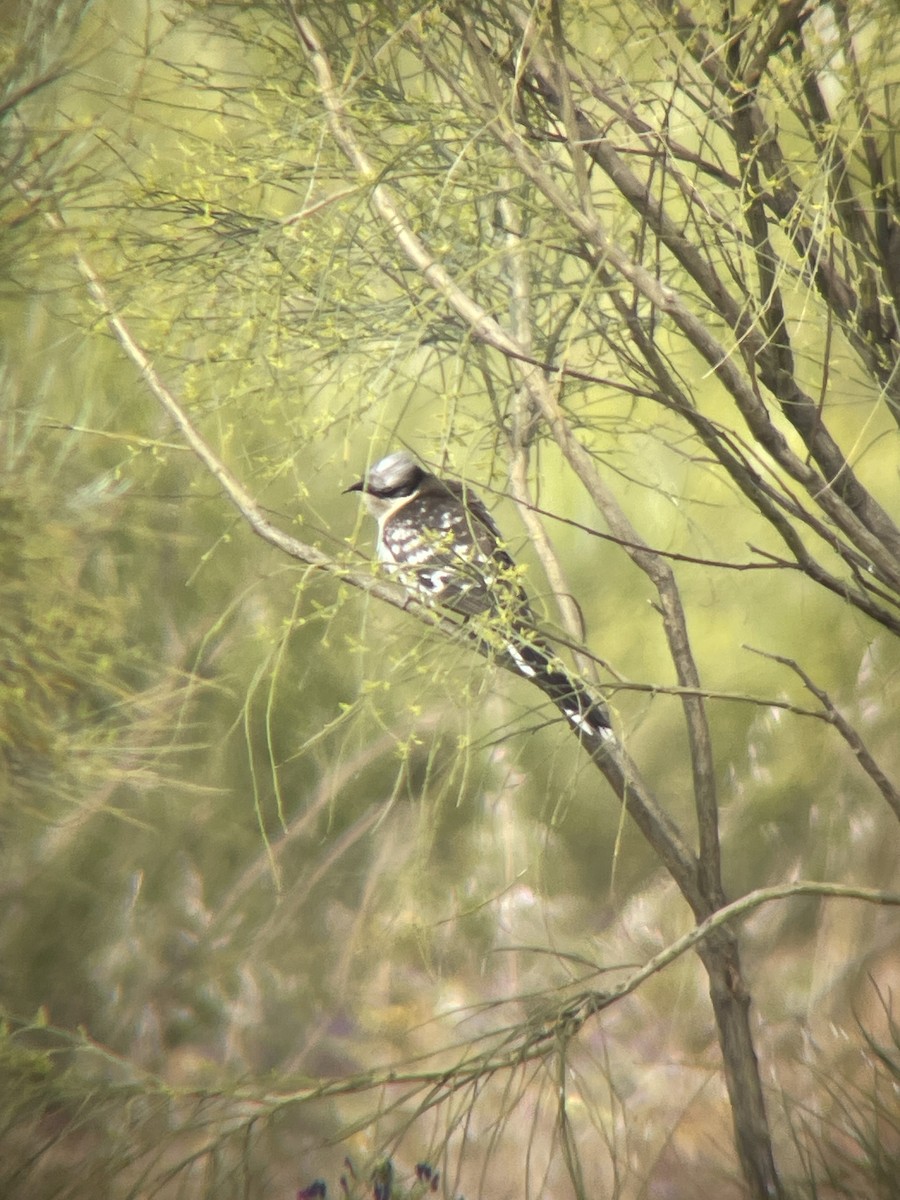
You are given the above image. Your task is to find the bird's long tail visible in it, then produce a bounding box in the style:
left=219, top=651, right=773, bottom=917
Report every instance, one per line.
left=500, top=626, right=612, bottom=740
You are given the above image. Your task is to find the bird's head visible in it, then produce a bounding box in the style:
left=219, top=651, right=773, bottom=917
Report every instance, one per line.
left=344, top=451, right=427, bottom=514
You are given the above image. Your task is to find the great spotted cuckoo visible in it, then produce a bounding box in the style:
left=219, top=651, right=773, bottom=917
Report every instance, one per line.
left=346, top=450, right=611, bottom=739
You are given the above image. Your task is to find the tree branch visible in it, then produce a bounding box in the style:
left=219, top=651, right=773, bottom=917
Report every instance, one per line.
left=747, top=646, right=900, bottom=824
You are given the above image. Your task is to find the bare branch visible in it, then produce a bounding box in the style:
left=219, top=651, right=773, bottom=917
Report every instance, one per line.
left=747, top=646, right=900, bottom=823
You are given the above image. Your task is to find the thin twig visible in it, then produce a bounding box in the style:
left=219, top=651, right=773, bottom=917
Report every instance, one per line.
left=746, top=646, right=900, bottom=822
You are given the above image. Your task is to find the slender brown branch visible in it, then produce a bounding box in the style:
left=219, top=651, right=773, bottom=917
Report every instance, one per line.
left=746, top=646, right=900, bottom=822
left=495, top=187, right=599, bottom=683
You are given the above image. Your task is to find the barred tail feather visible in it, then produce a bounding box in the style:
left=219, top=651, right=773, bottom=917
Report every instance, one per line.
left=505, top=633, right=611, bottom=739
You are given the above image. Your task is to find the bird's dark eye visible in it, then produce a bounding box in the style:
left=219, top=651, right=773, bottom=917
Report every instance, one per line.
left=375, top=480, right=416, bottom=498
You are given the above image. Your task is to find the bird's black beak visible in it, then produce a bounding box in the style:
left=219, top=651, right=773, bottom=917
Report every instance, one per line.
left=343, top=479, right=365, bottom=494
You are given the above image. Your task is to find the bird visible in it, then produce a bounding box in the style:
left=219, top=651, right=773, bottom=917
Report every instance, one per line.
left=345, top=450, right=611, bottom=741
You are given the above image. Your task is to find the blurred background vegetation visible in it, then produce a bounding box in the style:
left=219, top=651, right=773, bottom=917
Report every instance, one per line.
left=1, top=1, right=898, bottom=1197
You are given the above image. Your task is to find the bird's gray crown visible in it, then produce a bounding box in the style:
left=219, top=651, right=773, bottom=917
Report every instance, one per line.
left=358, top=450, right=426, bottom=498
